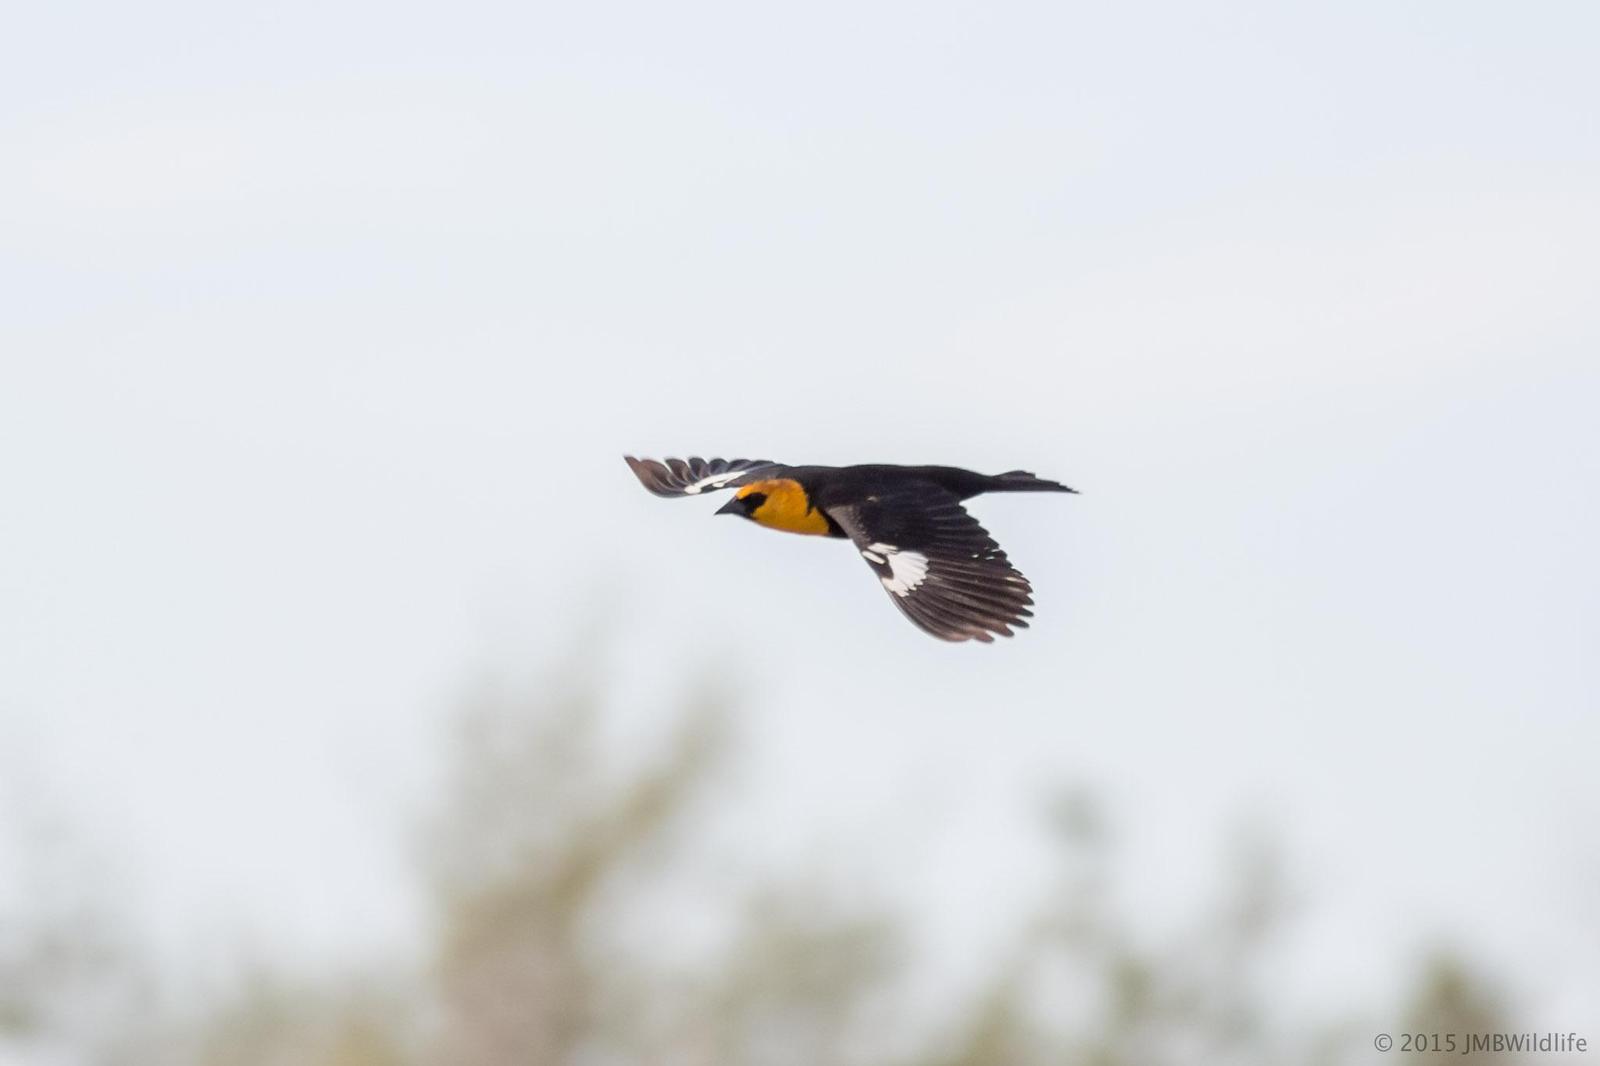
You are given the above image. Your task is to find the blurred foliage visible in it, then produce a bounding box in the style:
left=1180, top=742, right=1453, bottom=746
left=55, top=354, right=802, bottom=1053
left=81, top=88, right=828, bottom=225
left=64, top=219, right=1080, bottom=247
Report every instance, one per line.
left=141, top=972, right=409, bottom=1066
left=0, top=801, right=146, bottom=1062
left=1400, top=956, right=1517, bottom=1066
left=0, top=663, right=1536, bottom=1065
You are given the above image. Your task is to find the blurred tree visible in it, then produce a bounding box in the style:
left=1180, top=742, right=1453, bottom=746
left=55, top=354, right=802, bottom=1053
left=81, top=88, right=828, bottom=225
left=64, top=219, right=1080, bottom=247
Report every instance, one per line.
left=165, top=972, right=408, bottom=1066
left=1399, top=955, right=1516, bottom=1066
left=424, top=670, right=726, bottom=1066
left=0, top=657, right=1544, bottom=1066
left=667, top=889, right=899, bottom=1066
left=0, top=795, right=144, bottom=1065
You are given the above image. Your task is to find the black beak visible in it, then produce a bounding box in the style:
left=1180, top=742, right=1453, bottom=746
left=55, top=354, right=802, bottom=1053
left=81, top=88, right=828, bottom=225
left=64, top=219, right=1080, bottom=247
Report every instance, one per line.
left=715, top=497, right=742, bottom=516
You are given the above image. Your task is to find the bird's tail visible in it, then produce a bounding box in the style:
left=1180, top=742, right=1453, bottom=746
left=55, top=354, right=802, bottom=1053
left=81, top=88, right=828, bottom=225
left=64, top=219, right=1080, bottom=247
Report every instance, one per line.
left=989, top=470, right=1078, bottom=493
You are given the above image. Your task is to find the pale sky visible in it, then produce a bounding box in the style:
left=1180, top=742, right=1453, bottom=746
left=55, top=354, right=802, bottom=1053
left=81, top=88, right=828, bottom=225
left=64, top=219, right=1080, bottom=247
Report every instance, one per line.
left=3, top=0, right=1598, bottom=1030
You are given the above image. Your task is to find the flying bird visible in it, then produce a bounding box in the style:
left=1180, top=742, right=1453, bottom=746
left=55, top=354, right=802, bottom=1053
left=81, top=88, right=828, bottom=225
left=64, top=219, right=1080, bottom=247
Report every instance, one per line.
left=624, top=455, right=1076, bottom=642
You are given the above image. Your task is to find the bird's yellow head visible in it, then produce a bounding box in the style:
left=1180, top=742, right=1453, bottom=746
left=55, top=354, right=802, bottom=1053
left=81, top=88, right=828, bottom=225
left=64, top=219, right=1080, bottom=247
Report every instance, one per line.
left=715, top=478, right=832, bottom=536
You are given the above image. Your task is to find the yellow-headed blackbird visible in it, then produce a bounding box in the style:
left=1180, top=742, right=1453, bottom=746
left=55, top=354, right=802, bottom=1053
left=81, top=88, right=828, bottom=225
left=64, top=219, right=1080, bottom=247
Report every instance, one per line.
left=624, top=455, right=1076, bottom=642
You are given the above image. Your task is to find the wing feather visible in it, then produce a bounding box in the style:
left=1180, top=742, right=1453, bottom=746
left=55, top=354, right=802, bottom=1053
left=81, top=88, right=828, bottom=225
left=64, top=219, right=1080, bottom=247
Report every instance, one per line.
left=624, top=456, right=779, bottom=498
left=826, top=487, right=1037, bottom=642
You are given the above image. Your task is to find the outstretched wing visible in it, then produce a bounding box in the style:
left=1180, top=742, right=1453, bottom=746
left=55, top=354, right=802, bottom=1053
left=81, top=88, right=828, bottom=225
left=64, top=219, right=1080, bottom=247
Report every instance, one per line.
left=826, top=486, right=1036, bottom=643
left=624, top=455, right=780, bottom=498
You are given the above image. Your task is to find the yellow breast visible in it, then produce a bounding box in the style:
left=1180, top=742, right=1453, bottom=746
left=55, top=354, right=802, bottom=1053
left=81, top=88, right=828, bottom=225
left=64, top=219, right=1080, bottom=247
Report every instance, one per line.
left=743, top=479, right=832, bottom=536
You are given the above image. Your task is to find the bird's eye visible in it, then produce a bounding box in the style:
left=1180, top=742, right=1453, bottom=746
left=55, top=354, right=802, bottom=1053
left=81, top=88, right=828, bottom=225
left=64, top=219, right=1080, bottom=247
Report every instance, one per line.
left=742, top=492, right=767, bottom=510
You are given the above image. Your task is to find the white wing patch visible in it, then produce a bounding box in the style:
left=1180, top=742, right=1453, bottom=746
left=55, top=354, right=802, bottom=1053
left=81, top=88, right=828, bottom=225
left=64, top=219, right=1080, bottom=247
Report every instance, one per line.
left=866, top=542, right=929, bottom=597
left=683, top=470, right=751, bottom=494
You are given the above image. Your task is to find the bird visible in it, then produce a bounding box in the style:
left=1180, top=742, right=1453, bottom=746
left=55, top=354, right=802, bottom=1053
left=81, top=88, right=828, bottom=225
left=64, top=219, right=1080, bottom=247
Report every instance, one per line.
left=624, top=455, right=1076, bottom=642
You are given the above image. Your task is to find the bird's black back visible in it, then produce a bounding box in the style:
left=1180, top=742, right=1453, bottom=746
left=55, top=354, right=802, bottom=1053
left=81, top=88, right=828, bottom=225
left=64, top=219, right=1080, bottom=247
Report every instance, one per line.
left=787, top=464, right=1069, bottom=505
